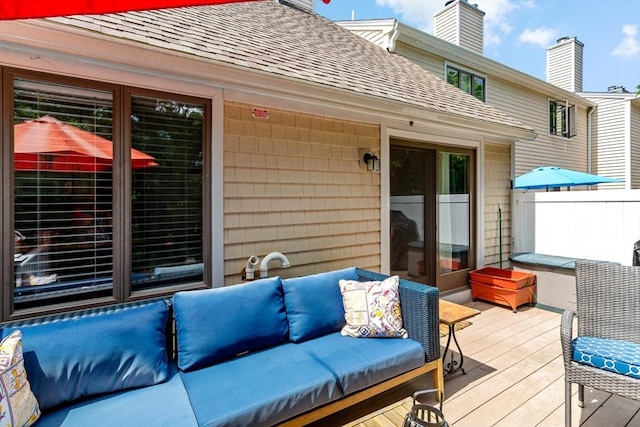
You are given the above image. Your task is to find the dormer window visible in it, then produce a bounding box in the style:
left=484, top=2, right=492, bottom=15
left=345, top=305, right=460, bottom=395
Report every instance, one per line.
left=446, top=65, right=486, bottom=102
left=549, top=100, right=576, bottom=138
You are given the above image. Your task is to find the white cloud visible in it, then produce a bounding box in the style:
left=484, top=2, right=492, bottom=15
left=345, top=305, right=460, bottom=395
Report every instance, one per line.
left=612, top=24, right=640, bottom=58
left=373, top=0, right=542, bottom=50
left=374, top=0, right=440, bottom=33
left=518, top=27, right=558, bottom=48
left=480, top=0, right=518, bottom=47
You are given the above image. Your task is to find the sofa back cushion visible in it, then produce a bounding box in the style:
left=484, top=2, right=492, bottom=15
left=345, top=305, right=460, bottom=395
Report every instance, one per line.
left=173, top=276, right=288, bottom=372
left=282, top=267, right=358, bottom=342
left=0, top=299, right=170, bottom=411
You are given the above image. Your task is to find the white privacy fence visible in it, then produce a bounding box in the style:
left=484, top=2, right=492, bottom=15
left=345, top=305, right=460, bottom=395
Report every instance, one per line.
left=390, top=195, right=470, bottom=245
left=512, top=190, right=640, bottom=266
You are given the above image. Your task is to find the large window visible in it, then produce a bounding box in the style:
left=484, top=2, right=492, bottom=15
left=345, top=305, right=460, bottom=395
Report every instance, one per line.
left=5, top=70, right=209, bottom=318
left=446, top=65, right=485, bottom=102
left=549, top=100, right=576, bottom=138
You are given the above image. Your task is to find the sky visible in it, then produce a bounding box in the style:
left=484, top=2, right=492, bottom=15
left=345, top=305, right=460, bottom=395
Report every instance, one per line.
left=315, top=0, right=640, bottom=93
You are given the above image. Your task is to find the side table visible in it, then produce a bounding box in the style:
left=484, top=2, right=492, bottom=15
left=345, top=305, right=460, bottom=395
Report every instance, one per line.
left=439, top=300, right=480, bottom=377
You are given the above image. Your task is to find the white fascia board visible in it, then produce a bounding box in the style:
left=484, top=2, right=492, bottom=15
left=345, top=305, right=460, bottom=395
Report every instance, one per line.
left=393, top=22, right=595, bottom=108
left=0, top=19, right=534, bottom=141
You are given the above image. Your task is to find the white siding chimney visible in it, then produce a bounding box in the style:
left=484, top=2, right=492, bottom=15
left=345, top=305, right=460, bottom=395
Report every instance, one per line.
left=434, top=0, right=485, bottom=54
left=546, top=36, right=584, bottom=92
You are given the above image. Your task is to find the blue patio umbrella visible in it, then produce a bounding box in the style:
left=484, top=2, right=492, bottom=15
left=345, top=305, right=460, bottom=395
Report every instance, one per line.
left=514, top=166, right=623, bottom=190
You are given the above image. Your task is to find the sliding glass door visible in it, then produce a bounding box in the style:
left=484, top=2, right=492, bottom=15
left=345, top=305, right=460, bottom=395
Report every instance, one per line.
left=390, top=142, right=474, bottom=291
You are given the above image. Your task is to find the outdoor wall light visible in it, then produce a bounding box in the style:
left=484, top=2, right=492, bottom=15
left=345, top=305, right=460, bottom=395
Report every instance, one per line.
left=363, top=151, right=380, bottom=172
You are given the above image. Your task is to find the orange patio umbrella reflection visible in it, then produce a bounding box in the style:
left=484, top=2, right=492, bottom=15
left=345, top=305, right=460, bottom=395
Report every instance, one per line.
left=14, top=116, right=158, bottom=172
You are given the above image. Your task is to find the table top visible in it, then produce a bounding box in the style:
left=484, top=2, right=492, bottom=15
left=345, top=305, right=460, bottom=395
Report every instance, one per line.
left=439, top=299, right=481, bottom=325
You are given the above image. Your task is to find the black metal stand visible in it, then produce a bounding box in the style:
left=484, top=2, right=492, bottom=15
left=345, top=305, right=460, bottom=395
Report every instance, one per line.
left=442, top=324, right=466, bottom=376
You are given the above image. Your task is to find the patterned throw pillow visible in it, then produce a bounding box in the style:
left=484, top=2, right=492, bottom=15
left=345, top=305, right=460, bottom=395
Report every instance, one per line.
left=0, top=330, right=40, bottom=427
left=339, top=276, right=408, bottom=338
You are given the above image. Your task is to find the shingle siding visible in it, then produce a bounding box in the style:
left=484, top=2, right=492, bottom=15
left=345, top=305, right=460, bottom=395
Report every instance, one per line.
left=223, top=102, right=381, bottom=284
left=483, top=143, right=511, bottom=266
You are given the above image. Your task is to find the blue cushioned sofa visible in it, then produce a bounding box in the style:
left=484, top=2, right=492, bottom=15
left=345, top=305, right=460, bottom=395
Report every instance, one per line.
left=0, top=268, right=443, bottom=426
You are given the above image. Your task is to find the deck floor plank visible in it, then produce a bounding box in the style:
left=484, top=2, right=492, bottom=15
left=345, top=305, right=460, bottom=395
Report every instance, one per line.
left=307, top=302, right=640, bottom=426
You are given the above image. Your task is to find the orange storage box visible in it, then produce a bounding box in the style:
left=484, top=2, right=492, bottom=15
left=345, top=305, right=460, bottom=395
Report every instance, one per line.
left=469, top=267, right=536, bottom=290
left=470, top=281, right=536, bottom=313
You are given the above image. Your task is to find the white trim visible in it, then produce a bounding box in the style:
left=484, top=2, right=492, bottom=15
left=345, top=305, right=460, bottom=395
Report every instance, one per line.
left=0, top=20, right=536, bottom=141
left=624, top=101, right=632, bottom=190
left=380, top=125, right=391, bottom=274
left=342, top=20, right=594, bottom=108
left=476, top=138, right=485, bottom=268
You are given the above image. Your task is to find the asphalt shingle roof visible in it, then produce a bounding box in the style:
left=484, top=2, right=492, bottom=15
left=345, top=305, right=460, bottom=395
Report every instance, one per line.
left=51, top=0, right=532, bottom=133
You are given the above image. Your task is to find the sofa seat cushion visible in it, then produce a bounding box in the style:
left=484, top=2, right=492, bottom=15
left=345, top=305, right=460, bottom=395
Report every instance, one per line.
left=35, top=364, right=198, bottom=427
left=573, top=337, right=640, bottom=379
left=0, top=299, right=170, bottom=410
left=180, top=342, right=342, bottom=427
left=282, top=267, right=359, bottom=342
left=173, top=276, right=289, bottom=371
left=297, top=332, right=424, bottom=395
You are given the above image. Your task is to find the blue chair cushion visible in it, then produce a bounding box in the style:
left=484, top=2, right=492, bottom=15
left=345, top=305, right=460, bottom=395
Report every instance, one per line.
left=0, top=299, right=170, bottom=410
left=35, top=364, right=198, bottom=427
left=173, top=276, right=289, bottom=371
left=297, top=332, right=425, bottom=395
left=180, top=343, right=342, bottom=426
left=282, top=267, right=358, bottom=342
left=573, top=337, right=640, bottom=379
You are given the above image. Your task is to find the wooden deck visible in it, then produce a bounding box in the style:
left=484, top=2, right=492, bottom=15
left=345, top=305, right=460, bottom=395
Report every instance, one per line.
left=308, top=301, right=640, bottom=427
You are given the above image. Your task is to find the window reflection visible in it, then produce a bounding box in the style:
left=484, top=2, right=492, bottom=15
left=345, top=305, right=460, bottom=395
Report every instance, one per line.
left=11, top=78, right=206, bottom=310
left=130, top=96, right=204, bottom=292
left=13, top=80, right=115, bottom=305
left=438, top=153, right=470, bottom=273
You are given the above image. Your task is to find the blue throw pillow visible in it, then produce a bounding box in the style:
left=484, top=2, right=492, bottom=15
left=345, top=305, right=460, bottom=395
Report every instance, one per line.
left=1, top=300, right=170, bottom=410
left=282, top=267, right=358, bottom=342
left=173, top=276, right=289, bottom=371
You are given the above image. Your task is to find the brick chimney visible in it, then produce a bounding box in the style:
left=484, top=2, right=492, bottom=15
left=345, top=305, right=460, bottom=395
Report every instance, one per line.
left=546, top=36, right=584, bottom=93
left=434, top=0, right=485, bottom=54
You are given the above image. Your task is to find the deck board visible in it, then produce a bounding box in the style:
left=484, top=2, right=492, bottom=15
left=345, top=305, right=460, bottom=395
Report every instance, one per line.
left=308, top=301, right=640, bottom=426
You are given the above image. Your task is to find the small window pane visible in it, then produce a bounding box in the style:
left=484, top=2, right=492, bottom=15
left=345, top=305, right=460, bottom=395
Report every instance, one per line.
left=473, top=76, right=485, bottom=101
left=460, top=73, right=472, bottom=94
left=13, top=79, right=114, bottom=308
left=130, top=96, right=205, bottom=291
left=447, top=67, right=459, bottom=87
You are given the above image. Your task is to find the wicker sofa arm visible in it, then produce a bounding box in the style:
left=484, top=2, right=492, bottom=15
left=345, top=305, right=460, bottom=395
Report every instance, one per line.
left=560, top=310, right=576, bottom=367
left=356, top=269, right=440, bottom=363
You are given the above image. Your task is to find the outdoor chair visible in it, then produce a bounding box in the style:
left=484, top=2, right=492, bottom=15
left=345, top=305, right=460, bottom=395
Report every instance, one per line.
left=561, top=261, right=640, bottom=426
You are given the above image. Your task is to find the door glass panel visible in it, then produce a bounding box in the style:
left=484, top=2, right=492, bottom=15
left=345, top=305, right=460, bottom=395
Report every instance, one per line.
left=390, top=148, right=425, bottom=281
left=438, top=153, right=470, bottom=273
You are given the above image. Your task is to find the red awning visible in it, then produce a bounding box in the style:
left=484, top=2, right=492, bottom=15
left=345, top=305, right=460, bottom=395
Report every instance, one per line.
left=0, top=0, right=256, bottom=20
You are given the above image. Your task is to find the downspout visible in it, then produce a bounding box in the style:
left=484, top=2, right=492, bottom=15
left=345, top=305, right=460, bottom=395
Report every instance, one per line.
left=385, top=20, right=400, bottom=53
left=587, top=105, right=596, bottom=174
